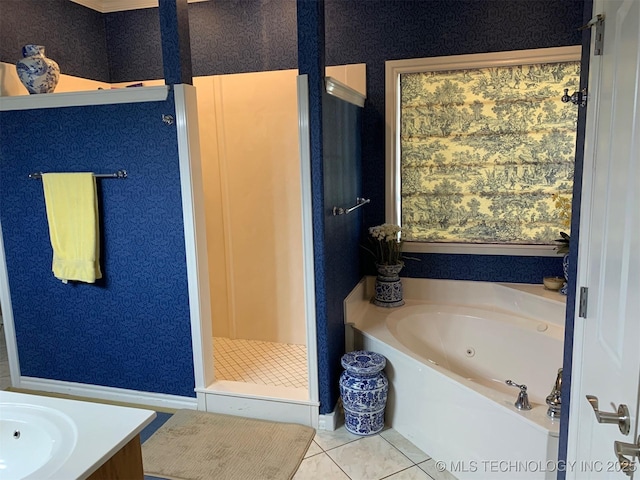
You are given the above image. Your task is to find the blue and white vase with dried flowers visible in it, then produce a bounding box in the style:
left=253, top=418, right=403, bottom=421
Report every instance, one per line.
left=366, top=224, right=406, bottom=307
left=16, top=45, right=60, bottom=94
left=553, top=194, right=572, bottom=296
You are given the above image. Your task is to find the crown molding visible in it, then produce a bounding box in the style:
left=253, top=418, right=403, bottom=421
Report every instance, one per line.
left=70, top=0, right=209, bottom=13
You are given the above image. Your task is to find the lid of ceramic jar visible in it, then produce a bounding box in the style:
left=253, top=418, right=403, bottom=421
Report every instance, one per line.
left=341, top=351, right=386, bottom=374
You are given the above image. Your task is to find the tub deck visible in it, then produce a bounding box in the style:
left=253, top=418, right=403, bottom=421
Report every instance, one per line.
left=345, top=277, right=567, bottom=480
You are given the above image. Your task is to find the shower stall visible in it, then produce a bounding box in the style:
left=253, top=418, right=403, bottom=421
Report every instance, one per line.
left=192, top=66, right=366, bottom=420
left=195, top=69, right=309, bottom=396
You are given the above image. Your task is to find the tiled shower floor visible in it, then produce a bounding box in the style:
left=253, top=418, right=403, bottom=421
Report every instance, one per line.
left=213, top=337, right=308, bottom=389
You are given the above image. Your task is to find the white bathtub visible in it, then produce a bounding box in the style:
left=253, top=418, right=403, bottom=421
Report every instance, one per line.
left=345, top=278, right=566, bottom=480
left=0, top=391, right=155, bottom=479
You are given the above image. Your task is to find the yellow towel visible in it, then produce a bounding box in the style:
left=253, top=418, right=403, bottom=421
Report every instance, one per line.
left=42, top=173, right=102, bottom=283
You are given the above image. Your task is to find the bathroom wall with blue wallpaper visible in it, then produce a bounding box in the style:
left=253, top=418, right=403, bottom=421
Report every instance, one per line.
left=324, top=0, right=584, bottom=281
left=0, top=0, right=109, bottom=82
left=321, top=92, right=363, bottom=413
left=104, top=8, right=164, bottom=83
left=0, top=94, right=196, bottom=398
left=107, top=0, right=581, bottom=282
left=105, top=0, right=298, bottom=82
left=297, top=0, right=335, bottom=413
left=0, top=0, right=583, bottom=282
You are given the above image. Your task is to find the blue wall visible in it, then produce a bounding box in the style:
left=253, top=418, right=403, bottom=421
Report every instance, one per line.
left=324, top=0, right=584, bottom=227
left=103, top=0, right=583, bottom=282
left=0, top=0, right=110, bottom=82
left=0, top=93, right=196, bottom=397
left=297, top=0, right=333, bottom=413
left=323, top=0, right=583, bottom=282
left=320, top=92, right=363, bottom=413
left=104, top=8, right=164, bottom=84
left=105, top=0, right=298, bottom=82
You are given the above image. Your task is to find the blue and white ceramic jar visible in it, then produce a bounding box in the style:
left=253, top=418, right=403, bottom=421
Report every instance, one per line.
left=339, top=351, right=388, bottom=436
left=373, top=263, right=405, bottom=307
left=16, top=45, right=60, bottom=94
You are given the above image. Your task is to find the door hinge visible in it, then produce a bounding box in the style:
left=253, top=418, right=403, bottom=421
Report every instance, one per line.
left=579, top=286, right=589, bottom=318
left=579, top=13, right=605, bottom=56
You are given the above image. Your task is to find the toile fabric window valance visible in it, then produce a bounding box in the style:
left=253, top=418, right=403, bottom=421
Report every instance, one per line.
left=400, top=61, right=580, bottom=244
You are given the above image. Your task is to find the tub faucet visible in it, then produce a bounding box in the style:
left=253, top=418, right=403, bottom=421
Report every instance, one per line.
left=505, top=380, right=532, bottom=410
left=546, top=368, right=563, bottom=418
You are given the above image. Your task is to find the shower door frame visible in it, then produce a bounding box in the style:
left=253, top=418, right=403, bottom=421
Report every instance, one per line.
left=185, top=77, right=321, bottom=426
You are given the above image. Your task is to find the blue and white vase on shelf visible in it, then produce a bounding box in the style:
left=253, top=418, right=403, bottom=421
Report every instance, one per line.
left=339, top=350, right=389, bottom=436
left=373, top=263, right=405, bottom=308
left=16, top=45, right=60, bottom=94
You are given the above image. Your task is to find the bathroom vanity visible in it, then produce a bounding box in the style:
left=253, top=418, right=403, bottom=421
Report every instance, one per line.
left=86, top=434, right=145, bottom=480
left=0, top=390, right=155, bottom=480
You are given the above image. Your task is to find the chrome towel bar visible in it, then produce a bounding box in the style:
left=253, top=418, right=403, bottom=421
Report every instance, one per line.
left=333, top=197, right=370, bottom=216
left=29, top=170, right=128, bottom=180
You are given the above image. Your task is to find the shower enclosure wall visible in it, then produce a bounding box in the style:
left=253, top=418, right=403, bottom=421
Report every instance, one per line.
left=190, top=66, right=366, bottom=418
left=0, top=62, right=366, bottom=426
left=109, top=64, right=366, bottom=421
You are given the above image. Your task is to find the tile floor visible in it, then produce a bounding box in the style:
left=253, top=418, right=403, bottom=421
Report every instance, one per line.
left=213, top=336, right=308, bottom=389
left=294, top=424, right=458, bottom=480
left=140, top=413, right=458, bottom=480
left=1, top=324, right=455, bottom=480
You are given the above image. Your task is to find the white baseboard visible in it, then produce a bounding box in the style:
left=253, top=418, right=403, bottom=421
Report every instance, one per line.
left=318, top=399, right=342, bottom=431
left=18, top=377, right=198, bottom=411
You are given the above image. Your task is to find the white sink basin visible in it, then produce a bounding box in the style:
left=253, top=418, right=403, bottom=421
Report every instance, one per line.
left=0, top=391, right=155, bottom=480
left=0, top=403, right=77, bottom=479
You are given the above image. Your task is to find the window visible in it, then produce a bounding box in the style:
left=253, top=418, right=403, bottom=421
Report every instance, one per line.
left=385, top=47, right=581, bottom=255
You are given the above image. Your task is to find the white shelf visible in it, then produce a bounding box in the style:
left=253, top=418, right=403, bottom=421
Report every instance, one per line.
left=0, top=85, right=169, bottom=111
left=71, top=0, right=209, bottom=13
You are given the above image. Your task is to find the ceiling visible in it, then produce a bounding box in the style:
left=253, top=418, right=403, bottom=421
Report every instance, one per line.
left=70, top=0, right=209, bottom=13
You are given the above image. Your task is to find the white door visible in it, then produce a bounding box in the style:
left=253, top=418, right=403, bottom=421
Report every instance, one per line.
left=566, top=0, right=640, bottom=478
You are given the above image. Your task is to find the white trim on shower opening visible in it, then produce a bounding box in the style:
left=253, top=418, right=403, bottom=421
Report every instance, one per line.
left=297, top=74, right=320, bottom=413
left=174, top=84, right=215, bottom=410
left=325, top=77, right=366, bottom=107
left=0, top=220, right=21, bottom=387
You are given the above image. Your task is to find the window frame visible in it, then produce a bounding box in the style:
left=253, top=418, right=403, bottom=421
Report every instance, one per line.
left=385, top=46, right=582, bottom=256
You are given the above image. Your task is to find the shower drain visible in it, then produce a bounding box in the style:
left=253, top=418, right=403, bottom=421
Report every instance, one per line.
left=465, top=347, right=476, bottom=357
